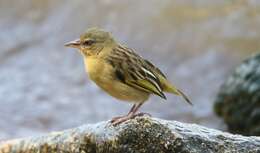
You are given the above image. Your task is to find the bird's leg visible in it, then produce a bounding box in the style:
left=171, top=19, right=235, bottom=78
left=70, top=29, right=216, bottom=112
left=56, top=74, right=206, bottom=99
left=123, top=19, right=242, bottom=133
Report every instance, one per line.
left=111, top=104, right=140, bottom=125
left=128, top=104, right=137, bottom=115
left=131, top=103, right=142, bottom=114
left=131, top=103, right=151, bottom=117
left=111, top=104, right=136, bottom=122
left=111, top=103, right=150, bottom=125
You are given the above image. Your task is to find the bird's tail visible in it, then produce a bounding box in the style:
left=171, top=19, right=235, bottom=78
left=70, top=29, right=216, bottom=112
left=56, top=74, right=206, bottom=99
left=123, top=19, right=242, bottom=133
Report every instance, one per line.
left=164, top=83, right=192, bottom=105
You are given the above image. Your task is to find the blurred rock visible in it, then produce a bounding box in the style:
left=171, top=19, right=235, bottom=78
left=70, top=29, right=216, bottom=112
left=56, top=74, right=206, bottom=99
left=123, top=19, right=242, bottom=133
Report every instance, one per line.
left=214, top=53, right=260, bottom=136
left=0, top=117, right=259, bottom=153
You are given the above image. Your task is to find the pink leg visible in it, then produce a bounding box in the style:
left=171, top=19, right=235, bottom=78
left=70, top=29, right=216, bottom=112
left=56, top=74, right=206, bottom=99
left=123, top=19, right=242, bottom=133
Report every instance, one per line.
left=111, top=104, right=137, bottom=122
left=131, top=103, right=151, bottom=117
left=111, top=103, right=150, bottom=125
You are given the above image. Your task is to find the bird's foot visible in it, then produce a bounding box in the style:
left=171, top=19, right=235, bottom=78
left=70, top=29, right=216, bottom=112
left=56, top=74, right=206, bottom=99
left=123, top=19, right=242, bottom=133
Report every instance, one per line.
left=111, top=114, right=133, bottom=126
left=111, top=116, right=124, bottom=123
left=111, top=112, right=151, bottom=126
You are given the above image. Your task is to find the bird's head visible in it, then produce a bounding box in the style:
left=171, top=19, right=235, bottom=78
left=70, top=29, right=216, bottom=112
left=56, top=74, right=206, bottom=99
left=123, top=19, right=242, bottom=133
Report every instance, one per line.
left=65, top=28, right=116, bottom=56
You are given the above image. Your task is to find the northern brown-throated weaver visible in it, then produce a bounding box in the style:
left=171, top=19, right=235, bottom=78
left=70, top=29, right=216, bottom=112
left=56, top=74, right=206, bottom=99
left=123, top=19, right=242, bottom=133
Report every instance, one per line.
left=65, top=28, right=192, bottom=125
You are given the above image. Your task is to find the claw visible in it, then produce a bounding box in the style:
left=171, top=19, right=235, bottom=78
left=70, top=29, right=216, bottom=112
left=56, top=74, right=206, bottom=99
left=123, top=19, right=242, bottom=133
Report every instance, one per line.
left=111, top=116, right=124, bottom=123
left=111, top=115, right=132, bottom=126
left=110, top=112, right=152, bottom=126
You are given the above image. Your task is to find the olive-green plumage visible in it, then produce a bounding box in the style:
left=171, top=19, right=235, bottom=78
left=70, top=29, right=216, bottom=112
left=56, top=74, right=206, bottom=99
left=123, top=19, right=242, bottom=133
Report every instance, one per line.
left=65, top=28, right=192, bottom=125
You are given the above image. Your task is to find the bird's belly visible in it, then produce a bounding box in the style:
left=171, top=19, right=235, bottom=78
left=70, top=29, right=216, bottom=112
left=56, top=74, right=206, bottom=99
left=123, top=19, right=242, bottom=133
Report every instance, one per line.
left=96, top=78, right=149, bottom=103
left=85, top=57, right=149, bottom=103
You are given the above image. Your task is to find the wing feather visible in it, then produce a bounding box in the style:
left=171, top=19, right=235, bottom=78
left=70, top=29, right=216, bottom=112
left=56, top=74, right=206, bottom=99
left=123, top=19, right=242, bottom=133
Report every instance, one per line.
left=106, top=45, right=167, bottom=99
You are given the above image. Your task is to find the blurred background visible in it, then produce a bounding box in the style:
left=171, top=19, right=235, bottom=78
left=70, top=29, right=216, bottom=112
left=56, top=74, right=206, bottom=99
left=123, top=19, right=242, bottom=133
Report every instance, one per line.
left=0, top=0, right=259, bottom=140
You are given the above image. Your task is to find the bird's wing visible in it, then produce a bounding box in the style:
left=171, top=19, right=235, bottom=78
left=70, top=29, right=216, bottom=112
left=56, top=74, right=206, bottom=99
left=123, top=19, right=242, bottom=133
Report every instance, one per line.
left=106, top=45, right=166, bottom=99
left=125, top=66, right=167, bottom=99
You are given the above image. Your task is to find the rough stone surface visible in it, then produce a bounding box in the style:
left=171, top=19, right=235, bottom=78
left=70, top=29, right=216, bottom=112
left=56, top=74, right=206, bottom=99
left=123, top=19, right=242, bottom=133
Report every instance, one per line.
left=214, top=53, right=260, bottom=136
left=0, top=117, right=259, bottom=153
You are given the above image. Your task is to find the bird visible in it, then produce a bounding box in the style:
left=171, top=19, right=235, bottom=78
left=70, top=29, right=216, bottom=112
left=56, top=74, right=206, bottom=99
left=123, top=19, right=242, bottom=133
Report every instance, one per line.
left=65, top=28, right=192, bottom=125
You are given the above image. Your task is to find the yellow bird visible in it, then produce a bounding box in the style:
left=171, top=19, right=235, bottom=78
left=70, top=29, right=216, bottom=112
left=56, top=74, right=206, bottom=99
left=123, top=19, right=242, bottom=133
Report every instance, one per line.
left=65, top=28, right=192, bottom=125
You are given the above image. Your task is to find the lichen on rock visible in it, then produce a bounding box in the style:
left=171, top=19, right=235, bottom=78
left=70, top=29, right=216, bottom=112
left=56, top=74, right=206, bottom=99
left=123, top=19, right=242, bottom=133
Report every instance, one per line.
left=1, top=117, right=260, bottom=153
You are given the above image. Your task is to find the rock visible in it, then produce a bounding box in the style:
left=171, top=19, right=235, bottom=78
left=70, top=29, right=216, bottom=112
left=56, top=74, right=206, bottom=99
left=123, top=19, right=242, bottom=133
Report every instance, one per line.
left=214, top=53, right=260, bottom=136
left=0, top=117, right=259, bottom=153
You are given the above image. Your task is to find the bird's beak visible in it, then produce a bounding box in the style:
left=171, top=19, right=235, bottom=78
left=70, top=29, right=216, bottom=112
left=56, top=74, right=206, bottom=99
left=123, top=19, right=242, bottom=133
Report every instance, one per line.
left=64, top=39, right=81, bottom=48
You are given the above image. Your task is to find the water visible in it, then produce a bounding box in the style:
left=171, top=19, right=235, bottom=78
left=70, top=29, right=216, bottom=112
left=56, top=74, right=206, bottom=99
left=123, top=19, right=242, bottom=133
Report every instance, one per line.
left=0, top=0, right=259, bottom=140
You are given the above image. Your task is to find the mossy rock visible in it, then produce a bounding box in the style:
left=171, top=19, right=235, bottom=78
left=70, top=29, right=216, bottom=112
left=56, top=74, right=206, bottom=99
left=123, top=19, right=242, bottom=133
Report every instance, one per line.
left=214, top=53, right=260, bottom=136
left=1, top=117, right=260, bottom=153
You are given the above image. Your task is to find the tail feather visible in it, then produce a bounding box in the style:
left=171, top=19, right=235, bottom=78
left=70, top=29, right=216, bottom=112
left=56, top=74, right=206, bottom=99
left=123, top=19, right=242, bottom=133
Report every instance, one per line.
left=164, top=84, right=193, bottom=105
left=176, top=89, right=193, bottom=105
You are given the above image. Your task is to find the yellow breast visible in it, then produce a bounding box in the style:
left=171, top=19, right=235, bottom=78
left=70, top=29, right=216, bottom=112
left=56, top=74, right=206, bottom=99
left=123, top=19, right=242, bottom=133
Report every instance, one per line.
left=84, top=56, right=149, bottom=103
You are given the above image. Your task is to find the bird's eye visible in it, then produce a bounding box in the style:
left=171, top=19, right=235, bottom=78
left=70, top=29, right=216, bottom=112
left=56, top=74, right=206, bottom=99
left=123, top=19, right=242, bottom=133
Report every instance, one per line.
left=83, top=40, right=95, bottom=46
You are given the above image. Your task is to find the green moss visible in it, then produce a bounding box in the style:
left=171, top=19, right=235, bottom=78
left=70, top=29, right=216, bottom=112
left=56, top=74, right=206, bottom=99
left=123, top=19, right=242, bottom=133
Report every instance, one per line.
left=214, top=53, right=260, bottom=136
left=109, top=117, right=184, bottom=153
